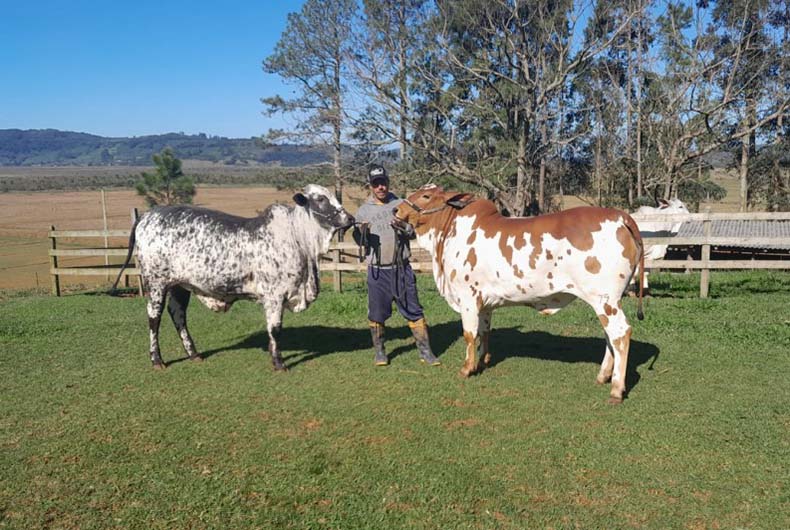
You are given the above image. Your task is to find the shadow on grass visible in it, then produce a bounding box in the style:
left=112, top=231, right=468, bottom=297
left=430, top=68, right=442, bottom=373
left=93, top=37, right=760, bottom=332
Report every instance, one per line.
left=190, top=320, right=659, bottom=395
left=192, top=324, right=416, bottom=367
left=480, top=327, right=659, bottom=397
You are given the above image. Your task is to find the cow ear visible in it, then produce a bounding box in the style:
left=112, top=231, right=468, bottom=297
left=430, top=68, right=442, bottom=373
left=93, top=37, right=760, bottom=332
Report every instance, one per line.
left=658, top=198, right=669, bottom=209
left=293, top=193, right=308, bottom=207
left=446, top=193, right=473, bottom=209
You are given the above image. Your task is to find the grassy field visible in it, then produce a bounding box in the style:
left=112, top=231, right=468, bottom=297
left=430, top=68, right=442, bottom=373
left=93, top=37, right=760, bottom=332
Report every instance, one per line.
left=1, top=271, right=788, bottom=529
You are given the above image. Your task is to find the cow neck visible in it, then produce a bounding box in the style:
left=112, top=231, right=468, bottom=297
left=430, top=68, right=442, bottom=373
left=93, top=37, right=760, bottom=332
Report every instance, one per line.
left=418, top=206, right=460, bottom=294
left=291, top=206, right=333, bottom=257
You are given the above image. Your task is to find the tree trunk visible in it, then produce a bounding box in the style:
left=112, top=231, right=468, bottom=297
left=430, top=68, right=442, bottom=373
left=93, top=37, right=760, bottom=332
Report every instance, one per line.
left=538, top=119, right=547, bottom=212
left=626, top=12, right=634, bottom=208
left=595, top=128, right=602, bottom=206
left=739, top=100, right=757, bottom=212
left=398, top=1, right=408, bottom=166
left=739, top=131, right=749, bottom=212
left=514, top=109, right=529, bottom=216
left=773, top=112, right=786, bottom=211
left=636, top=0, right=644, bottom=199
left=333, top=40, right=343, bottom=204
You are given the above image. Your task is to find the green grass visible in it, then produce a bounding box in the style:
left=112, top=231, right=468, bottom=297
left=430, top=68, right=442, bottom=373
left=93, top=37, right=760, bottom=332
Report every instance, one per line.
left=1, top=272, right=788, bottom=529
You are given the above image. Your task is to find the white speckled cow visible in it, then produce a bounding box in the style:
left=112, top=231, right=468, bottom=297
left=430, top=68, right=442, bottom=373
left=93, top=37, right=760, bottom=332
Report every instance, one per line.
left=112, top=184, right=354, bottom=370
left=394, top=185, right=645, bottom=404
left=633, top=198, right=689, bottom=290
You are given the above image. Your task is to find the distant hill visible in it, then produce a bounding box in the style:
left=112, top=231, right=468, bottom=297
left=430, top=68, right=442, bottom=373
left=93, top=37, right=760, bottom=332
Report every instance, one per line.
left=0, top=129, right=332, bottom=167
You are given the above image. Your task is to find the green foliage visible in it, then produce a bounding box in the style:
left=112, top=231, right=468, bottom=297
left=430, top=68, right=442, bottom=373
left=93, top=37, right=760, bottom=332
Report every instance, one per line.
left=0, top=165, right=336, bottom=193
left=135, top=148, right=196, bottom=206
left=678, top=177, right=728, bottom=212
left=1, top=271, right=788, bottom=528
left=0, top=129, right=332, bottom=167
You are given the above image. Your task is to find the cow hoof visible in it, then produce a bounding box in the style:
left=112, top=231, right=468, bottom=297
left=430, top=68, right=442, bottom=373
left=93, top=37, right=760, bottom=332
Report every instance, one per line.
left=273, top=364, right=288, bottom=372
left=152, top=363, right=166, bottom=370
left=190, top=356, right=203, bottom=363
left=607, top=396, right=623, bottom=405
left=458, top=368, right=472, bottom=378
left=595, top=376, right=610, bottom=385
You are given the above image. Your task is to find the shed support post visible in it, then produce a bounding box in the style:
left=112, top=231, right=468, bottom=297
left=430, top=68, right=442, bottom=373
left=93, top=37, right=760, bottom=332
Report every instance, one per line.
left=700, top=210, right=712, bottom=298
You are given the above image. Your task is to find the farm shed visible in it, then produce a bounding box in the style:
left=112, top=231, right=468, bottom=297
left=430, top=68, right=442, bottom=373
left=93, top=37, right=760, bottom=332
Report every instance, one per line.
left=666, top=219, right=790, bottom=261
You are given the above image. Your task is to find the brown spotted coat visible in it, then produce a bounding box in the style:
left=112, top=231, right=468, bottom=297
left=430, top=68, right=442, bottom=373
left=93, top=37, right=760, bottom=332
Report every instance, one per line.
left=394, top=186, right=644, bottom=404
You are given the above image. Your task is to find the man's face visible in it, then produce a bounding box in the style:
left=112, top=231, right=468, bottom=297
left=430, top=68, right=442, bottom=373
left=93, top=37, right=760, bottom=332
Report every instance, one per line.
left=370, top=178, right=390, bottom=202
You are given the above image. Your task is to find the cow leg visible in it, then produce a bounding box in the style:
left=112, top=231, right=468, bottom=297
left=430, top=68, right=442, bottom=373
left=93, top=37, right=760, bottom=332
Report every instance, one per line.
left=595, top=310, right=614, bottom=384
left=147, top=285, right=167, bottom=369
left=167, top=286, right=201, bottom=362
left=596, top=338, right=614, bottom=385
left=594, top=302, right=632, bottom=404
left=479, top=309, right=493, bottom=371
left=460, top=308, right=483, bottom=377
left=263, top=299, right=287, bottom=372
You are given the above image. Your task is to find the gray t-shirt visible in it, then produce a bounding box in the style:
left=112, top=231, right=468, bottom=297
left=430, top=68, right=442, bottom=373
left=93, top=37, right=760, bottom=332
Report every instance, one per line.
left=353, top=193, right=411, bottom=267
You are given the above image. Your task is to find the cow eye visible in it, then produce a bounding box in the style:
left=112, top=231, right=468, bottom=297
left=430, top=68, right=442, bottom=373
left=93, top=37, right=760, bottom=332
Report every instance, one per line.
left=421, top=194, right=430, bottom=199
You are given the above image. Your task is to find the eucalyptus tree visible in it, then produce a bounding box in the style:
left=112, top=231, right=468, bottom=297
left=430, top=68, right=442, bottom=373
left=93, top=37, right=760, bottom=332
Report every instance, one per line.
left=350, top=0, right=432, bottom=191
left=572, top=55, right=627, bottom=207
left=583, top=0, right=654, bottom=206
left=400, top=0, right=636, bottom=215
left=642, top=0, right=786, bottom=205
left=709, top=0, right=778, bottom=210
left=762, top=0, right=790, bottom=210
left=262, top=0, right=357, bottom=202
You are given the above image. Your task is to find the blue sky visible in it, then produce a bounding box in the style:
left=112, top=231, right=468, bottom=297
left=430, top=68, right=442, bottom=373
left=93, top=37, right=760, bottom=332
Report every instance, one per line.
left=0, top=1, right=306, bottom=138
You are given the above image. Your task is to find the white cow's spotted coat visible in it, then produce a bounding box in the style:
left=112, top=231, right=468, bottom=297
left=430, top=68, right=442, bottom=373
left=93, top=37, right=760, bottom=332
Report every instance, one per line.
left=395, top=186, right=645, bottom=404
left=114, top=184, right=354, bottom=370
left=633, top=198, right=689, bottom=289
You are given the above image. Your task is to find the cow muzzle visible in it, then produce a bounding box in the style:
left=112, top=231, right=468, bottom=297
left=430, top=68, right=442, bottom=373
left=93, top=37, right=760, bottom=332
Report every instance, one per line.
left=337, top=211, right=355, bottom=229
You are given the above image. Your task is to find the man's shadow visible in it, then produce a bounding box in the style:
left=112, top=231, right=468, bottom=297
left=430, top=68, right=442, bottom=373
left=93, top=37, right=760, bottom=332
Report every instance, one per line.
left=195, top=324, right=414, bottom=366
left=193, top=319, right=659, bottom=395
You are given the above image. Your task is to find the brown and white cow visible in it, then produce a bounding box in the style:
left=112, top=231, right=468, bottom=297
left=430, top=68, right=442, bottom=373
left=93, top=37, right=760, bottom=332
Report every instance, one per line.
left=394, top=185, right=644, bottom=404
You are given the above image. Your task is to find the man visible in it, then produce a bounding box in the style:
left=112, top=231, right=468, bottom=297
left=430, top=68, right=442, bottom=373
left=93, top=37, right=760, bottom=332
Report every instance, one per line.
left=352, top=164, right=441, bottom=367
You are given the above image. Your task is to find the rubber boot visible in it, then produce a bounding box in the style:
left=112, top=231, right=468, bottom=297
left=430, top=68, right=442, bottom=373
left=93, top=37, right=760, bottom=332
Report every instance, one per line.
left=409, top=318, right=441, bottom=366
left=369, top=320, right=388, bottom=366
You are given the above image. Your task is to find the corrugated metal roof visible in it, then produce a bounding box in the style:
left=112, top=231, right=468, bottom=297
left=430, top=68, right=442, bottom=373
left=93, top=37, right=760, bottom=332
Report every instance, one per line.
left=676, top=220, right=790, bottom=249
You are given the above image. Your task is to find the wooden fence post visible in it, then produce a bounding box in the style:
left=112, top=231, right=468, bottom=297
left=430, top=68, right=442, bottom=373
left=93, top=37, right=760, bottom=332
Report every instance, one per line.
left=49, top=225, right=60, bottom=297
left=333, top=234, right=342, bottom=292
left=700, top=209, right=712, bottom=298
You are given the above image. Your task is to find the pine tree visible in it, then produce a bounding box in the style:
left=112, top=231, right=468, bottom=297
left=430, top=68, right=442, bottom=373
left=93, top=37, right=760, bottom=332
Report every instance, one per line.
left=135, top=148, right=196, bottom=207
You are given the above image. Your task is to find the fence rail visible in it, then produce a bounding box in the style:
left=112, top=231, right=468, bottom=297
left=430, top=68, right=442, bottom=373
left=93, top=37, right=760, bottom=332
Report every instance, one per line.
left=48, top=210, right=790, bottom=297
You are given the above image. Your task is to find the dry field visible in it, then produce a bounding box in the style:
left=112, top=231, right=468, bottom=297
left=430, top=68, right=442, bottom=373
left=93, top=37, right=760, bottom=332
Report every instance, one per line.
left=0, top=186, right=368, bottom=291
left=0, top=170, right=743, bottom=292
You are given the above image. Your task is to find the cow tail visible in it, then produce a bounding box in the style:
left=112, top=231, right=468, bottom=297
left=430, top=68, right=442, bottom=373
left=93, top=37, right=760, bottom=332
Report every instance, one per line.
left=636, top=238, right=645, bottom=320
left=624, top=214, right=645, bottom=321
left=109, top=216, right=140, bottom=294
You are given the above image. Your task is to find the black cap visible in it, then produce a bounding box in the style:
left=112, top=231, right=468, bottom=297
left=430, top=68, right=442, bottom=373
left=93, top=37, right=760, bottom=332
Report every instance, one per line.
left=368, top=164, right=388, bottom=184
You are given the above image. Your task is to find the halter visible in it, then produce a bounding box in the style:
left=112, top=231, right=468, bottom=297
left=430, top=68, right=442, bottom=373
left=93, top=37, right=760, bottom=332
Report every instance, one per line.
left=402, top=196, right=476, bottom=216
left=402, top=199, right=451, bottom=216
left=309, top=205, right=343, bottom=222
